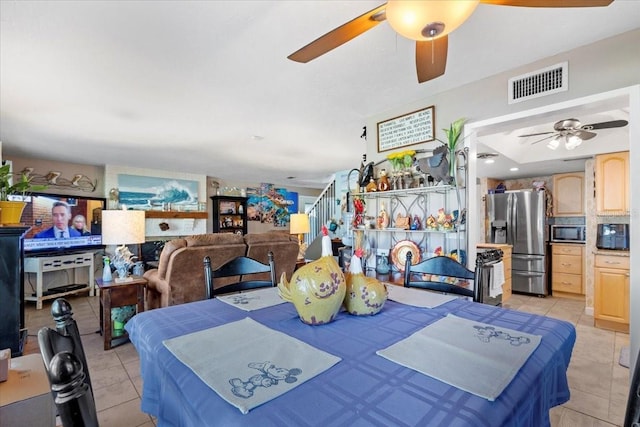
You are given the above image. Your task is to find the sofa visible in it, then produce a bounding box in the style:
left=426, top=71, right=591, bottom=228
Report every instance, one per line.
left=144, top=232, right=299, bottom=309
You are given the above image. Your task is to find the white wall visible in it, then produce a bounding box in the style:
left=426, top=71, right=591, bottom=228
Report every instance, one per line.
left=363, top=29, right=640, bottom=371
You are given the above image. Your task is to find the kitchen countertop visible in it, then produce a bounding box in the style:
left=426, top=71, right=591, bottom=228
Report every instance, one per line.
left=593, top=249, right=630, bottom=257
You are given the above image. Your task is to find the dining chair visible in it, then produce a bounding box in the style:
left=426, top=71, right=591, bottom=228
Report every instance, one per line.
left=38, top=298, right=99, bottom=427
left=203, top=251, right=276, bottom=298
left=403, top=252, right=482, bottom=302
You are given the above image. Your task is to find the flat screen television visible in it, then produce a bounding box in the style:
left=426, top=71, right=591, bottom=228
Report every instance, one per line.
left=19, top=192, right=106, bottom=256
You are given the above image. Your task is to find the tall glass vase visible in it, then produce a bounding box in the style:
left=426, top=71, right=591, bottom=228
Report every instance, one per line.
left=448, top=148, right=457, bottom=185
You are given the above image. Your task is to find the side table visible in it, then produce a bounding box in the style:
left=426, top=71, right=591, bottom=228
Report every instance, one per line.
left=96, top=277, right=146, bottom=350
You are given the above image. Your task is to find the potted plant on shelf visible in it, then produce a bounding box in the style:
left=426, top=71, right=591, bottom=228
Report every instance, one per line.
left=440, top=117, right=467, bottom=179
left=0, top=163, right=47, bottom=225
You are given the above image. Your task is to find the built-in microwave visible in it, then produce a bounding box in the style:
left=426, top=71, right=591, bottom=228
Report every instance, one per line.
left=550, top=224, right=586, bottom=243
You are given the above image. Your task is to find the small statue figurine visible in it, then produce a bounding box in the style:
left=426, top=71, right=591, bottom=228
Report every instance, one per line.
left=426, top=214, right=437, bottom=229
left=410, top=215, right=421, bottom=230
left=365, top=178, right=378, bottom=192
left=377, top=169, right=390, bottom=192
left=377, top=202, right=389, bottom=229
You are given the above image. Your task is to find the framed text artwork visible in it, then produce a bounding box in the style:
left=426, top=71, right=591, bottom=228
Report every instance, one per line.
left=377, top=105, right=435, bottom=152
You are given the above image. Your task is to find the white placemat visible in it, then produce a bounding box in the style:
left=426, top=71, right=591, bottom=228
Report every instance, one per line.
left=163, top=318, right=341, bottom=414
left=386, top=284, right=457, bottom=308
left=216, top=287, right=286, bottom=311
left=377, top=314, right=541, bottom=401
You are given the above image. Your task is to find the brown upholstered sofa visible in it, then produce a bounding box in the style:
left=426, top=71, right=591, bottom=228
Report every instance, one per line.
left=143, top=232, right=299, bottom=309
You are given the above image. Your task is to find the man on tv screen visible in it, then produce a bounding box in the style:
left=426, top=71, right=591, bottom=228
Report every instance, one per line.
left=34, top=201, right=81, bottom=239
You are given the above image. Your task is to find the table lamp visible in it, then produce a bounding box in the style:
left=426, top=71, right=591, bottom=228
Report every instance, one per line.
left=102, top=209, right=146, bottom=282
left=289, top=213, right=310, bottom=260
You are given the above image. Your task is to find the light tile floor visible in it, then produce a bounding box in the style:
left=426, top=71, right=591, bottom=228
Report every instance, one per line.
left=23, top=293, right=630, bottom=427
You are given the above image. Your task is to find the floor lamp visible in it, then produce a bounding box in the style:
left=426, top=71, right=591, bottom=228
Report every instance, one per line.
left=289, top=213, right=310, bottom=260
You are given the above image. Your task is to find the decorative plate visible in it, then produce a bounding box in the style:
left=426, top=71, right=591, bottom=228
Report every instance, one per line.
left=391, top=240, right=421, bottom=272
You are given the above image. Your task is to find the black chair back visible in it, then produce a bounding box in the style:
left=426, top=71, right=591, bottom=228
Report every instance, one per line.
left=48, top=351, right=99, bottom=427
left=38, top=298, right=98, bottom=427
left=403, top=252, right=480, bottom=302
left=204, top=251, right=276, bottom=298
left=625, top=347, right=640, bottom=427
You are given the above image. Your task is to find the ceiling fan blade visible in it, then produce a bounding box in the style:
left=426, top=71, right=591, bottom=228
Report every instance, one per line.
left=287, top=3, right=387, bottom=63
left=416, top=36, right=448, bottom=83
left=480, top=0, right=612, bottom=7
left=530, top=134, right=556, bottom=145
left=574, top=130, right=597, bottom=140
left=518, top=131, right=554, bottom=138
left=581, top=119, right=629, bottom=130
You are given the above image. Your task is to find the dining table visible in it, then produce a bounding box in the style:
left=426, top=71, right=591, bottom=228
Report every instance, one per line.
left=125, top=289, right=576, bottom=427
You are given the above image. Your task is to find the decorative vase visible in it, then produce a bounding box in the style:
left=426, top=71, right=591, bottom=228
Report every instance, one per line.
left=102, top=258, right=113, bottom=282
left=448, top=148, right=457, bottom=185
left=0, top=200, right=27, bottom=225
left=344, top=249, right=387, bottom=316
left=278, top=228, right=346, bottom=325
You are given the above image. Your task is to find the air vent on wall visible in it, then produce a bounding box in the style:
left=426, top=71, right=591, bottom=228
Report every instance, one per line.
left=508, top=62, right=568, bottom=104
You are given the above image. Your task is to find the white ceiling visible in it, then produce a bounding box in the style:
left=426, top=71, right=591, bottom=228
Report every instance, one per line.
left=1, top=1, right=639, bottom=189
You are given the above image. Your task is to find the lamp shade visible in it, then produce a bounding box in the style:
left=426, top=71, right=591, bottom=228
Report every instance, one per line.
left=386, top=0, right=479, bottom=41
left=102, top=210, right=146, bottom=245
left=289, top=213, right=310, bottom=235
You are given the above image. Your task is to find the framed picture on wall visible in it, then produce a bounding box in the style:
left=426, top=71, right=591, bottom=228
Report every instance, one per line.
left=377, top=105, right=435, bottom=152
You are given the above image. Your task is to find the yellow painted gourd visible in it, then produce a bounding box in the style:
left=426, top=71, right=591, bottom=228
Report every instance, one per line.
left=344, top=249, right=387, bottom=316
left=278, top=228, right=346, bottom=325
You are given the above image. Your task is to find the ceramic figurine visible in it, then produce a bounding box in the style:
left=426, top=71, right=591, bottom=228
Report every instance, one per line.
left=377, top=202, right=389, bottom=229
left=426, top=214, right=437, bottom=229
left=377, top=169, right=390, bottom=191
left=344, top=248, right=387, bottom=316
left=410, top=215, right=421, bottom=230
left=365, top=178, right=377, bottom=192
left=278, top=226, right=346, bottom=325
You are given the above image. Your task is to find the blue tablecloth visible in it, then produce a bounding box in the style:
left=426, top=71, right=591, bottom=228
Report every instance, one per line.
left=126, top=297, right=575, bottom=427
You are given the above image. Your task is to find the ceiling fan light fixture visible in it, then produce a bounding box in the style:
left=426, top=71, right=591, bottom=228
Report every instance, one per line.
left=385, top=0, right=480, bottom=41
left=565, top=134, right=582, bottom=150
left=547, top=137, right=560, bottom=150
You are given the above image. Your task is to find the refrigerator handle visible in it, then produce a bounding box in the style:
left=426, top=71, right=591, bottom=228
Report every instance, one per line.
left=506, top=193, right=514, bottom=245
left=511, top=193, right=517, bottom=244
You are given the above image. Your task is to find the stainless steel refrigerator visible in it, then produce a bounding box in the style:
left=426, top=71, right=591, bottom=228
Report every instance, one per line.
left=486, top=190, right=548, bottom=296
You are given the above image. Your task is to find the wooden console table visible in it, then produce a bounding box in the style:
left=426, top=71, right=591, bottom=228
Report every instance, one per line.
left=24, top=251, right=95, bottom=310
left=96, top=277, right=146, bottom=350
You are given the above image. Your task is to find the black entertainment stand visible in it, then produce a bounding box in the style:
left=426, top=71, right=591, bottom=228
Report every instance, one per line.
left=0, top=225, right=30, bottom=356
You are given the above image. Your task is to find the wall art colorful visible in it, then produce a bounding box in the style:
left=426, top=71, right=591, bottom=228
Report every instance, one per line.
left=246, top=183, right=298, bottom=227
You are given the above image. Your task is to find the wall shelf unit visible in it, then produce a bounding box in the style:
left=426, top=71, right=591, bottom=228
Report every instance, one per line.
left=144, top=211, right=208, bottom=219
left=355, top=185, right=466, bottom=273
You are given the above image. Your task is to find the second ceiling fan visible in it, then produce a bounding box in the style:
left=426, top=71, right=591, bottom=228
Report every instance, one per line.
left=288, top=1, right=613, bottom=83
left=519, top=118, right=629, bottom=150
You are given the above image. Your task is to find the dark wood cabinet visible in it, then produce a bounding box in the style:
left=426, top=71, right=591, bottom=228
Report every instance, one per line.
left=211, top=196, right=247, bottom=235
left=0, top=226, right=30, bottom=356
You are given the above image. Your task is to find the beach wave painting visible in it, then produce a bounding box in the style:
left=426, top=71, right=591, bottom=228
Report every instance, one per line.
left=118, top=174, right=199, bottom=210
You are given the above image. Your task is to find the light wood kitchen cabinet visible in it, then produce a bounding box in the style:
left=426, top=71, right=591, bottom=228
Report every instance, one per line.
left=552, top=172, right=584, bottom=216
left=551, top=243, right=583, bottom=296
left=594, top=253, right=629, bottom=332
left=595, top=151, right=629, bottom=215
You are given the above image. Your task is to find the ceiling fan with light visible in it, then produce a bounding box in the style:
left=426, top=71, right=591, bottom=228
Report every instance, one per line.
left=519, top=118, right=629, bottom=150
left=287, top=0, right=614, bottom=83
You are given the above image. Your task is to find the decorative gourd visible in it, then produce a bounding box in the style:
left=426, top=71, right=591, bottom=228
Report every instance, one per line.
left=278, top=226, right=346, bottom=325
left=344, top=248, right=387, bottom=316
